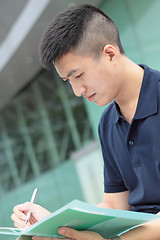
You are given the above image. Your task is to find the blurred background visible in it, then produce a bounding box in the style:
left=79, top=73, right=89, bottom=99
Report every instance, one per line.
left=0, top=0, right=160, bottom=239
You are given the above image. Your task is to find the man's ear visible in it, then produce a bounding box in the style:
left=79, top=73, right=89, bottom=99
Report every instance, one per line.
left=102, top=44, right=118, bottom=62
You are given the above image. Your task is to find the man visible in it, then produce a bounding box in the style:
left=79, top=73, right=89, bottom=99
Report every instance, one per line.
left=11, top=3, right=160, bottom=239
left=39, top=4, right=160, bottom=214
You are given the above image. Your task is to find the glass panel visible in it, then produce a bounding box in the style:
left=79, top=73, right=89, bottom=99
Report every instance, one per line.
left=0, top=69, right=94, bottom=195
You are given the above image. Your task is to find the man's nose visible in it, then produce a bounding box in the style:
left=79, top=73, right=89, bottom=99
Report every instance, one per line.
left=71, top=82, right=86, bottom=97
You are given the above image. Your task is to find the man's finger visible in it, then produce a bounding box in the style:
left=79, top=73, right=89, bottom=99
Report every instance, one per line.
left=16, top=202, right=33, bottom=212
left=58, top=227, right=82, bottom=239
left=58, top=227, right=90, bottom=240
left=13, top=205, right=26, bottom=220
left=11, top=213, right=26, bottom=228
left=58, top=227, right=105, bottom=240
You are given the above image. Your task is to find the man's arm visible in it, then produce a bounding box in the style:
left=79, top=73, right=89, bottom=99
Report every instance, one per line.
left=97, top=191, right=131, bottom=210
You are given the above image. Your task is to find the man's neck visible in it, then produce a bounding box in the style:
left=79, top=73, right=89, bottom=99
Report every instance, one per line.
left=115, top=57, right=144, bottom=124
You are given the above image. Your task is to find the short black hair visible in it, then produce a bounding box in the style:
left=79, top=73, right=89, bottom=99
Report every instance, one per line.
left=39, top=4, right=125, bottom=70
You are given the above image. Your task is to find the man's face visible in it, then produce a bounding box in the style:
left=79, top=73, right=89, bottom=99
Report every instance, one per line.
left=54, top=50, right=120, bottom=106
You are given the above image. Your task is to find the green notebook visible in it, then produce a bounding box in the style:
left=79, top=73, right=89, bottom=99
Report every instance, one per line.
left=0, top=200, right=159, bottom=238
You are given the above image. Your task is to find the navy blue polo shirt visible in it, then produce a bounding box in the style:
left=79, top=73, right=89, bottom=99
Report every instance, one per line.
left=98, top=65, right=160, bottom=213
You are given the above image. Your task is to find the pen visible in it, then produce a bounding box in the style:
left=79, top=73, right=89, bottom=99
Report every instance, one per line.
left=25, top=188, right=38, bottom=226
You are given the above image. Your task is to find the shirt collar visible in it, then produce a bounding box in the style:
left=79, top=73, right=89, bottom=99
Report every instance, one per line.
left=110, top=64, right=159, bottom=123
left=108, top=101, right=120, bottom=124
left=134, top=64, right=158, bottom=120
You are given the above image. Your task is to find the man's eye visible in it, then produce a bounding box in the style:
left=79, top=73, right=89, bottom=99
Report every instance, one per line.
left=76, top=73, right=83, bottom=79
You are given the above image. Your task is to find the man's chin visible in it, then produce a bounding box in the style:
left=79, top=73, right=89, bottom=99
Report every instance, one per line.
left=95, top=102, right=107, bottom=107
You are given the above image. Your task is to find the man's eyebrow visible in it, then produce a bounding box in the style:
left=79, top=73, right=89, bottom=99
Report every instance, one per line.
left=67, top=69, right=78, bottom=78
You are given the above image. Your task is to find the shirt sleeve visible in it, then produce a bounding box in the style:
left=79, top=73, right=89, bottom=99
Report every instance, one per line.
left=98, top=123, right=128, bottom=193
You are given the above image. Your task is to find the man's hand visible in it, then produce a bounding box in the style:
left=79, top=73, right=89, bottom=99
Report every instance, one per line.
left=32, top=227, right=108, bottom=240
left=11, top=202, right=51, bottom=228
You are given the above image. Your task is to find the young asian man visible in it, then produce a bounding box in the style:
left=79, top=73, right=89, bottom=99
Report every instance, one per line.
left=11, top=4, right=160, bottom=240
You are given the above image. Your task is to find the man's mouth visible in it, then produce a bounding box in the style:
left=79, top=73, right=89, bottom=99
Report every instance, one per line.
left=85, top=93, right=96, bottom=102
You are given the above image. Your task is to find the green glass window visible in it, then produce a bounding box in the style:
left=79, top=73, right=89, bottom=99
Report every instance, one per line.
left=0, top=69, right=94, bottom=195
